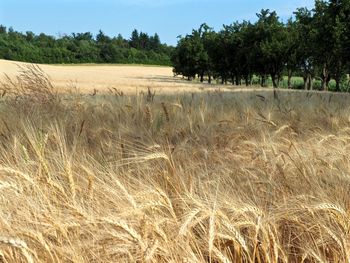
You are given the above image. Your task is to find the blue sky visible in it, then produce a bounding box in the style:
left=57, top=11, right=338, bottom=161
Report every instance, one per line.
left=0, top=0, right=314, bottom=45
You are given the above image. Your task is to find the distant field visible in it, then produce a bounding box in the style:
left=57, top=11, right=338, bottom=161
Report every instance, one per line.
left=1, top=59, right=315, bottom=95
left=0, top=59, right=236, bottom=94
left=2, top=59, right=344, bottom=95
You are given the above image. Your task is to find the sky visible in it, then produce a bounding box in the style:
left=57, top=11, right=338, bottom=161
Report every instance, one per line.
left=0, top=0, right=314, bottom=45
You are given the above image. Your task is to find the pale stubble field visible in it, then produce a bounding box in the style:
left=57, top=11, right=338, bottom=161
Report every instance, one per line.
left=0, top=59, right=236, bottom=94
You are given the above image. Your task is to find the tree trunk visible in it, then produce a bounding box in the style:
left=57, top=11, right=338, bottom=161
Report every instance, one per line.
left=308, top=75, right=313, bottom=90
left=235, top=75, right=240, bottom=86
left=245, top=75, right=249, bottom=86
left=271, top=74, right=278, bottom=88
left=321, top=64, right=329, bottom=91
left=326, top=77, right=331, bottom=90
left=335, top=80, right=340, bottom=92
left=208, top=74, right=212, bottom=84
left=334, top=62, right=343, bottom=92
left=200, top=72, right=204, bottom=83
left=287, top=69, right=292, bottom=89
left=303, top=74, right=309, bottom=90
left=261, top=75, right=266, bottom=87
left=221, top=76, right=227, bottom=85
left=335, top=75, right=340, bottom=92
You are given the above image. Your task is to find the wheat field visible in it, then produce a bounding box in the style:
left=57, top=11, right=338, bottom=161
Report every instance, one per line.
left=0, top=62, right=349, bottom=262
left=0, top=59, right=237, bottom=94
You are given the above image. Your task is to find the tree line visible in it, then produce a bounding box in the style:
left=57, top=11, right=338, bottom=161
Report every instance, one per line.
left=171, top=0, right=350, bottom=91
left=0, top=27, right=173, bottom=66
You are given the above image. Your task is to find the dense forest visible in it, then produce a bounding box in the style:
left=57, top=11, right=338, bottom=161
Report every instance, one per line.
left=172, top=0, right=350, bottom=91
left=0, top=27, right=173, bottom=65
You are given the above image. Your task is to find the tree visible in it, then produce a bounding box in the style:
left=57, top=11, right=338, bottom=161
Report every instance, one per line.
left=255, top=9, right=289, bottom=88
left=139, top=32, right=150, bottom=49
left=0, top=26, right=171, bottom=65
left=25, top=31, right=35, bottom=42
left=172, top=25, right=212, bottom=82
left=130, top=29, right=140, bottom=49
left=73, top=32, right=94, bottom=42
left=149, top=33, right=161, bottom=51
left=238, top=21, right=257, bottom=86
left=171, top=36, right=197, bottom=80
left=293, top=8, right=316, bottom=90
left=206, top=29, right=230, bottom=84
left=285, top=19, right=301, bottom=89
left=0, top=25, right=6, bottom=34
left=192, top=24, right=212, bottom=83
left=96, top=30, right=111, bottom=44
left=328, top=0, right=350, bottom=91
left=313, top=0, right=335, bottom=90
left=219, top=23, right=245, bottom=85
left=113, top=34, right=129, bottom=48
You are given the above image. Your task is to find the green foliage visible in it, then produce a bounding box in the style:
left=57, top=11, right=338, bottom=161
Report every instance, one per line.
left=0, top=27, right=173, bottom=66
left=172, top=0, right=350, bottom=92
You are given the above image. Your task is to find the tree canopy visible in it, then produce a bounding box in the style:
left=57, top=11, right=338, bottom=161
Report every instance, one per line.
left=172, top=0, right=350, bottom=91
left=0, top=28, right=173, bottom=66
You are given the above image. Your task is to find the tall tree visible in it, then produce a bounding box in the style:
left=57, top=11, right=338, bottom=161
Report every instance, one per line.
left=313, top=0, right=334, bottom=90
left=328, top=0, right=350, bottom=91
left=0, top=25, right=6, bottom=34
left=193, top=23, right=212, bottom=83
left=255, top=9, right=289, bottom=88
left=171, top=36, right=197, bottom=80
left=96, top=30, right=111, bottom=44
left=130, top=29, right=140, bottom=49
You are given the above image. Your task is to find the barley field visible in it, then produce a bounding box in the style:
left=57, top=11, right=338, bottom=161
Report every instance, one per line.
left=0, top=61, right=349, bottom=262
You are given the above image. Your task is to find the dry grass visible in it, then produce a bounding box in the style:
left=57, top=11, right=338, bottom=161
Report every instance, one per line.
left=0, top=64, right=350, bottom=262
